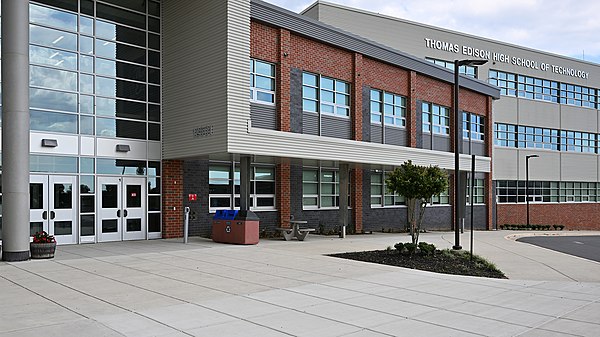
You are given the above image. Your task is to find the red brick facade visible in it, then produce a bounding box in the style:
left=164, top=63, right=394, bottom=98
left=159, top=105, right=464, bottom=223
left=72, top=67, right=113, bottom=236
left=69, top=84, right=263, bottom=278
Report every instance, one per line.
left=498, top=204, right=600, bottom=230
left=248, top=20, right=497, bottom=231
left=276, top=161, right=291, bottom=227
left=162, top=160, right=184, bottom=238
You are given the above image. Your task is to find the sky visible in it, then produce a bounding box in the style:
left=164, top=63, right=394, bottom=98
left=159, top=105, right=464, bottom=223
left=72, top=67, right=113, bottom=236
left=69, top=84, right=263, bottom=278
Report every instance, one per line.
left=263, top=0, right=600, bottom=65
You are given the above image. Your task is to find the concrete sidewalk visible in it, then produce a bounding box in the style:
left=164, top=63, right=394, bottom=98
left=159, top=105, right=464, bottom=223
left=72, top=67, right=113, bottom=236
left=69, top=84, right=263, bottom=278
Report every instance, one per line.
left=1, top=231, right=599, bottom=336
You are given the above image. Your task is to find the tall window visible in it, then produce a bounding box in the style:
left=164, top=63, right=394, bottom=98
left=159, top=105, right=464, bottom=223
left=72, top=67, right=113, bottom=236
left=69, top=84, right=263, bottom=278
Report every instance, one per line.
left=370, top=89, right=406, bottom=127
left=250, top=59, right=275, bottom=104
left=370, top=171, right=405, bottom=207
left=463, top=112, right=485, bottom=141
left=431, top=183, right=450, bottom=205
left=466, top=178, right=485, bottom=204
left=28, top=1, right=162, bottom=141
left=422, top=102, right=450, bottom=135
left=208, top=163, right=276, bottom=211
left=302, top=73, right=350, bottom=117
left=302, top=168, right=350, bottom=209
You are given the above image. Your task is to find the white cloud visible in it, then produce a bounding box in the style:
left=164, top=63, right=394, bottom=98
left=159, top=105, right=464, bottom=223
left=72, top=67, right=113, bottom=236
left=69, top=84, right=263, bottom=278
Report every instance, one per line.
left=264, top=0, right=600, bottom=64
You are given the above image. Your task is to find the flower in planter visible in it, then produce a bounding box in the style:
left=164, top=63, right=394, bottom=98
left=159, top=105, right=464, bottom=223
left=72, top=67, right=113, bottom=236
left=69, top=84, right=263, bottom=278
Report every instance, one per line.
left=32, top=231, right=56, bottom=244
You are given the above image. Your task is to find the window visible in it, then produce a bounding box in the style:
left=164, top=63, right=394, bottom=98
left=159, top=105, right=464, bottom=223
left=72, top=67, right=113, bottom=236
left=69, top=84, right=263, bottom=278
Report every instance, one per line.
left=518, top=126, right=560, bottom=150
left=496, top=181, right=561, bottom=203
left=302, top=73, right=350, bottom=117
left=250, top=59, right=275, bottom=104
left=463, top=112, right=484, bottom=141
left=494, top=123, right=517, bottom=148
left=517, top=75, right=558, bottom=102
left=490, top=70, right=597, bottom=108
left=560, top=83, right=597, bottom=108
left=302, top=167, right=350, bottom=209
left=208, top=163, right=276, bottom=211
left=370, top=89, right=406, bottom=127
left=560, top=130, right=596, bottom=153
left=466, top=178, right=485, bottom=204
left=560, top=182, right=597, bottom=202
left=370, top=171, right=405, bottom=207
left=488, top=70, right=517, bottom=97
left=422, top=102, right=450, bottom=135
left=431, top=184, right=450, bottom=205
left=426, top=58, right=476, bottom=78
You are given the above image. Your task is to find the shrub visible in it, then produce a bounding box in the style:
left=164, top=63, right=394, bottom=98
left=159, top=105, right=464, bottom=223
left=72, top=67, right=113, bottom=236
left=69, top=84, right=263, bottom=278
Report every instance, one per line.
left=394, top=242, right=405, bottom=253
left=404, top=243, right=418, bottom=255
left=418, top=242, right=436, bottom=256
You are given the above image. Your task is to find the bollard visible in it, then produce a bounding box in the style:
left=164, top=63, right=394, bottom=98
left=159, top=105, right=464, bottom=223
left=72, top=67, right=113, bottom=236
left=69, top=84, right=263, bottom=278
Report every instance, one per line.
left=183, top=206, right=190, bottom=244
left=339, top=225, right=346, bottom=239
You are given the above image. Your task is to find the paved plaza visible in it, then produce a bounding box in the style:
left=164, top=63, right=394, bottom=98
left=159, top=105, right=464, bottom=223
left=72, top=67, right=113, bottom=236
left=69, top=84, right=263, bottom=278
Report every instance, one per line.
left=1, top=231, right=600, bottom=336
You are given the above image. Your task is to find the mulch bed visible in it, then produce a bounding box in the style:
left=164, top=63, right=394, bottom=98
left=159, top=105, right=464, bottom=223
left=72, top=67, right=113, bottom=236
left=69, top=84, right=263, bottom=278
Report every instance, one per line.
left=328, top=249, right=507, bottom=279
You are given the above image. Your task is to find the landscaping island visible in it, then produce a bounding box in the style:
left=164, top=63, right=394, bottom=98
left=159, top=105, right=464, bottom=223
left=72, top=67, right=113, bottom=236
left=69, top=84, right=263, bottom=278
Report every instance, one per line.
left=329, top=246, right=507, bottom=279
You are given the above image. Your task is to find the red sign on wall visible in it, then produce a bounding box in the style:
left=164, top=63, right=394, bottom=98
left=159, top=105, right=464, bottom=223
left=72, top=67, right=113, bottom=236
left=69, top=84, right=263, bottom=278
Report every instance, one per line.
left=188, top=194, right=198, bottom=201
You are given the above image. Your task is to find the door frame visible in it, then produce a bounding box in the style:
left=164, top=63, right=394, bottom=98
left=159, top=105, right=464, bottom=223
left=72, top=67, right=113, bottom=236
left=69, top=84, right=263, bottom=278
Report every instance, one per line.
left=30, top=174, right=78, bottom=245
left=96, top=176, right=147, bottom=242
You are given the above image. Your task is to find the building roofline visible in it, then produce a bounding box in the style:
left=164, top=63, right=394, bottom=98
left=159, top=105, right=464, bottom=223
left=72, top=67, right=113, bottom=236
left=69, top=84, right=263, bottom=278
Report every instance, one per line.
left=307, top=0, right=600, bottom=69
left=251, top=0, right=500, bottom=99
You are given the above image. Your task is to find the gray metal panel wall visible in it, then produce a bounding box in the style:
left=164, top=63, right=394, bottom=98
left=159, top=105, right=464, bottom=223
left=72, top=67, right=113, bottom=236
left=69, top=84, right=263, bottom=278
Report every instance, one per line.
left=250, top=1, right=499, bottom=99
left=370, top=124, right=383, bottom=144
left=163, top=1, right=232, bottom=158
left=433, top=135, right=451, bottom=152
left=362, top=86, right=370, bottom=142
left=290, top=68, right=303, bottom=133
left=384, top=127, right=406, bottom=146
left=322, top=115, right=351, bottom=139
left=302, top=113, right=319, bottom=135
left=250, top=103, right=276, bottom=130
left=225, top=1, right=252, bottom=153
left=462, top=140, right=485, bottom=156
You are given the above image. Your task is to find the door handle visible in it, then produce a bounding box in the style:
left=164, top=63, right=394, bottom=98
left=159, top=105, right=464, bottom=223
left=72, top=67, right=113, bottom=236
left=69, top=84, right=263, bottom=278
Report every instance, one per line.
left=124, top=209, right=128, bottom=217
left=42, top=211, right=48, bottom=220
left=117, top=209, right=121, bottom=217
left=50, top=211, right=55, bottom=219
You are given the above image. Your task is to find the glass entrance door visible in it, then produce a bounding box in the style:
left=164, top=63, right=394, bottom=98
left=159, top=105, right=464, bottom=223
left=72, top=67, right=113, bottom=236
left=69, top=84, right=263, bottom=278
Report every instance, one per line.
left=30, top=175, right=77, bottom=245
left=97, top=177, right=146, bottom=242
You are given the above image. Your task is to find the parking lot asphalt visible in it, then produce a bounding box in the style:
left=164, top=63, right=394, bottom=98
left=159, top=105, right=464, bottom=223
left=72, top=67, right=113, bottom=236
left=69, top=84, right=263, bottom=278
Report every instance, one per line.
left=516, top=235, right=600, bottom=263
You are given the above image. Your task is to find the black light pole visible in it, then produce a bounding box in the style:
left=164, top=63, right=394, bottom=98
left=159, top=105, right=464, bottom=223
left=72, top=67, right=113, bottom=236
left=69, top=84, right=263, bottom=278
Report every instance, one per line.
left=453, top=59, right=487, bottom=250
left=526, top=154, right=539, bottom=227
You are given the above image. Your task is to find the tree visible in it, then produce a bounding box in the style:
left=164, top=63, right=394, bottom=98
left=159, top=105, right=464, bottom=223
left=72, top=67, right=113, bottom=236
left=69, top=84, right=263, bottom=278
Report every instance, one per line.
left=385, top=160, right=448, bottom=245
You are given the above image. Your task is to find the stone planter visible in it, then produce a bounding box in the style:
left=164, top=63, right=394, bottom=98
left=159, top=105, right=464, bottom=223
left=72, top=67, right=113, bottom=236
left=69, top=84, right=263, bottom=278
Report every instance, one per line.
left=30, top=242, right=56, bottom=259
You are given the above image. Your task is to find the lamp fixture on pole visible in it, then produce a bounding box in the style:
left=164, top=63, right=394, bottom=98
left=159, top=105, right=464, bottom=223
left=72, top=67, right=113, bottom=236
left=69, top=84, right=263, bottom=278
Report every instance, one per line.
left=453, top=59, right=487, bottom=250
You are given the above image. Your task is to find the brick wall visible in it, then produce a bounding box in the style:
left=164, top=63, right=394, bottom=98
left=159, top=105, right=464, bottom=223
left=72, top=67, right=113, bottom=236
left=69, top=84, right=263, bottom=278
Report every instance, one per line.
left=248, top=21, right=496, bottom=233
left=162, top=160, right=184, bottom=238
left=276, top=161, right=291, bottom=226
left=362, top=57, right=409, bottom=96
left=498, top=203, right=600, bottom=230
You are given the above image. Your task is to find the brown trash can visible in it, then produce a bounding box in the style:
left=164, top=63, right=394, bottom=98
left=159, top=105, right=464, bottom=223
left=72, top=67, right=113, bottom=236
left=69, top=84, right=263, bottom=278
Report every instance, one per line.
left=212, top=210, right=259, bottom=245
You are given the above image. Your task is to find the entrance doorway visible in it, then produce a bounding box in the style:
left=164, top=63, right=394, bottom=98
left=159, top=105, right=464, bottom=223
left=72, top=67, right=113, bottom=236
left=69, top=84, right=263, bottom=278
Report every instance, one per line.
left=97, top=177, right=146, bottom=242
left=30, top=175, right=77, bottom=245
